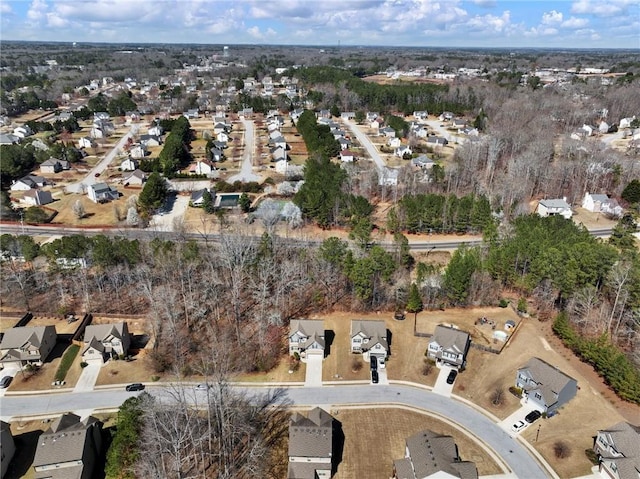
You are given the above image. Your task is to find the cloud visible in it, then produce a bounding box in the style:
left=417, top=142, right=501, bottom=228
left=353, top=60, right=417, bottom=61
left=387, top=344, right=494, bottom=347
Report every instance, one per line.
left=562, top=16, right=589, bottom=28
left=541, top=10, right=563, bottom=25
left=247, top=26, right=277, bottom=40
left=1, top=3, right=13, bottom=14
left=470, top=0, right=497, bottom=7
left=571, top=0, right=636, bottom=17
left=466, top=10, right=512, bottom=33
left=27, top=0, right=49, bottom=22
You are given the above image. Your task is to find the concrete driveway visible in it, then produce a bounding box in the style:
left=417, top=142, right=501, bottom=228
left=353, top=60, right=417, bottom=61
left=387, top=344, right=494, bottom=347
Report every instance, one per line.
left=304, top=353, right=323, bottom=387
left=433, top=364, right=456, bottom=397
left=73, top=362, right=101, bottom=393
left=148, top=195, right=190, bottom=232
left=0, top=365, right=20, bottom=397
left=498, top=399, right=541, bottom=436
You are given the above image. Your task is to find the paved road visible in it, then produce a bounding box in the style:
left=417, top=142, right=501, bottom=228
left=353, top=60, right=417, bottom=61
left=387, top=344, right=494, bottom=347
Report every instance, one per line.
left=66, top=123, right=139, bottom=194
left=228, top=119, right=260, bottom=183
left=0, top=384, right=550, bottom=478
left=343, top=119, right=386, bottom=173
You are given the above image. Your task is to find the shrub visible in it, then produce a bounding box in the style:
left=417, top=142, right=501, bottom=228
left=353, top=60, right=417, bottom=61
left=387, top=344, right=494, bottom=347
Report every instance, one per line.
left=584, top=448, right=599, bottom=465
left=55, top=345, right=80, bottom=381
left=509, top=386, right=523, bottom=397
left=499, top=299, right=509, bottom=308
left=491, top=386, right=505, bottom=406
left=517, top=297, right=528, bottom=313
left=351, top=357, right=363, bottom=372
left=151, top=375, right=160, bottom=382
left=80, top=361, right=88, bottom=368
left=553, top=441, right=571, bottom=459
left=422, top=358, right=435, bottom=376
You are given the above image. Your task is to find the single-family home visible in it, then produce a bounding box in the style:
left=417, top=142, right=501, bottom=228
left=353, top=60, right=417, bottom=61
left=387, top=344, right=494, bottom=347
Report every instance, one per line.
left=413, top=111, right=429, bottom=120
left=210, top=147, right=224, bottom=162
left=393, top=430, right=478, bottom=479
left=380, top=126, right=396, bottom=138
left=439, top=111, right=454, bottom=121
left=395, top=145, right=412, bottom=158
left=120, top=158, right=139, bottom=171
left=10, top=175, right=46, bottom=192
left=411, top=155, right=435, bottom=170
left=536, top=198, right=572, bottom=219
left=427, top=325, right=471, bottom=369
left=337, top=137, right=351, bottom=150
left=379, top=167, right=399, bottom=186
left=0, top=325, right=57, bottom=367
left=190, top=188, right=214, bottom=207
left=139, top=134, right=162, bottom=148
left=288, top=408, right=334, bottom=479
left=12, top=125, right=34, bottom=139
left=582, top=193, right=623, bottom=217
left=78, top=137, right=96, bottom=149
left=23, top=189, right=54, bottom=206
left=183, top=108, right=199, bottom=119
left=189, top=160, right=216, bottom=176
left=216, top=131, right=229, bottom=143
left=82, top=322, right=131, bottom=363
left=289, top=319, right=325, bottom=359
left=317, top=109, right=331, bottom=119
left=341, top=111, right=356, bottom=120
left=340, top=150, right=356, bottom=163
left=619, top=116, right=636, bottom=129
left=515, top=357, right=578, bottom=414
left=213, top=122, right=228, bottom=135
left=269, top=135, right=287, bottom=150
left=427, top=136, right=449, bottom=146
left=1, top=420, right=15, bottom=478
left=40, top=157, right=70, bottom=174
left=125, top=111, right=140, bottom=124
left=129, top=144, right=147, bottom=159
left=274, top=159, right=290, bottom=174
left=290, top=108, right=305, bottom=124
left=87, top=183, right=119, bottom=203
left=350, top=319, right=388, bottom=361
left=413, top=126, right=429, bottom=138
left=32, top=413, right=103, bottom=479
left=452, top=118, right=467, bottom=129
left=212, top=140, right=227, bottom=150
left=122, top=169, right=147, bottom=186
left=388, top=137, right=402, bottom=148
left=366, top=112, right=379, bottom=122
left=370, top=119, right=381, bottom=130
left=0, top=133, right=20, bottom=145
left=593, top=421, right=640, bottom=479
left=148, top=125, right=163, bottom=137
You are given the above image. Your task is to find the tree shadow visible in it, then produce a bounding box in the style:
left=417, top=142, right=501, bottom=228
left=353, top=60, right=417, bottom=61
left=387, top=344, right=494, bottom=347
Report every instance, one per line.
left=324, top=330, right=335, bottom=358
left=387, top=329, right=393, bottom=357
left=6, top=429, right=42, bottom=478
left=331, top=418, right=345, bottom=476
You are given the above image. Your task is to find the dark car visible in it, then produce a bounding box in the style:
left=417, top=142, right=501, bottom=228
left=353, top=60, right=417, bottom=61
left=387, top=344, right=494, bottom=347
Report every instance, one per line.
left=125, top=383, right=145, bottom=392
left=371, top=370, right=379, bottom=384
left=525, top=410, right=542, bottom=423
left=0, top=376, right=12, bottom=389
left=94, top=172, right=101, bottom=177
left=394, top=311, right=406, bottom=321
left=446, top=369, right=458, bottom=385
left=370, top=356, right=378, bottom=371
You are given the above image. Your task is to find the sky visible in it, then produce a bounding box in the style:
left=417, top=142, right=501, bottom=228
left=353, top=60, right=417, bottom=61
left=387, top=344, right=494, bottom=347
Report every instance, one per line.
left=0, top=0, right=639, bottom=49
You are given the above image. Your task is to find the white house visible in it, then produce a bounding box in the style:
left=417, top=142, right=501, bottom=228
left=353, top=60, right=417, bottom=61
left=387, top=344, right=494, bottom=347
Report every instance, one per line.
left=582, top=193, right=623, bottom=218
left=120, top=158, right=139, bottom=171
left=87, top=183, right=119, bottom=203
left=10, top=175, right=46, bottom=191
left=619, top=116, right=636, bottom=129
left=388, top=137, right=402, bottom=148
left=23, top=189, right=54, bottom=206
left=395, top=145, right=412, bottom=158
left=379, top=168, right=399, bottom=186
left=216, top=131, right=229, bottom=143
left=12, top=125, right=34, bottom=139
left=289, top=319, right=325, bottom=359
left=122, top=169, right=147, bottom=186
left=350, top=319, right=388, bottom=361
left=40, top=158, right=70, bottom=174
left=593, top=422, right=640, bottom=479
left=274, top=159, right=290, bottom=174
left=129, top=144, right=147, bottom=159
left=427, top=325, right=471, bottom=369
left=536, top=198, right=573, bottom=219
left=189, top=160, right=216, bottom=176
left=78, top=137, right=96, bottom=149
left=82, top=322, right=131, bottom=363
left=340, top=150, right=356, bottom=163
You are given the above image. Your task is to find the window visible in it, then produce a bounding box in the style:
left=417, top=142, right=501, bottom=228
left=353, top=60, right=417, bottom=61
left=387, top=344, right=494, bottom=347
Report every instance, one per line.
left=353, top=338, right=361, bottom=343
left=535, top=393, right=542, bottom=400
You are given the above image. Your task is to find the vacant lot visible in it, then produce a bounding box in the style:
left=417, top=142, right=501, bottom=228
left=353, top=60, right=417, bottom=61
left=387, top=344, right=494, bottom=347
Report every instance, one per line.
left=333, top=407, right=503, bottom=478
left=49, top=188, right=137, bottom=226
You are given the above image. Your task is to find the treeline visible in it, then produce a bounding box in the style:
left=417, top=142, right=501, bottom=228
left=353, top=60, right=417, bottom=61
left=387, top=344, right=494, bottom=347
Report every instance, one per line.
left=387, top=193, right=493, bottom=234
left=86, top=91, right=138, bottom=117
left=295, top=110, right=340, bottom=159
left=141, top=116, right=192, bottom=176
left=0, top=89, right=58, bottom=117
left=553, top=313, right=640, bottom=404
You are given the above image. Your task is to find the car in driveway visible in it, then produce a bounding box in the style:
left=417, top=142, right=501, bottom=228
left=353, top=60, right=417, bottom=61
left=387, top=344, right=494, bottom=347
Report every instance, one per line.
left=125, top=383, right=145, bottom=392
left=371, top=370, right=379, bottom=384
left=511, top=420, right=527, bottom=432
left=370, top=356, right=378, bottom=371
left=194, top=383, right=210, bottom=391
left=525, top=410, right=542, bottom=423
left=0, top=376, right=12, bottom=389
left=446, top=369, right=458, bottom=384
left=379, top=357, right=385, bottom=369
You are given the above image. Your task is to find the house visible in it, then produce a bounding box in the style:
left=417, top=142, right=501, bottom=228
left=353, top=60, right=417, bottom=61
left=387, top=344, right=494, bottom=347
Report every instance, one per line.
left=125, top=111, right=140, bottom=123
left=439, top=111, right=454, bottom=121
left=190, top=188, right=214, bottom=207
left=536, top=198, right=572, bottom=219
left=148, top=125, right=164, bottom=137
left=189, top=160, right=216, bottom=176
left=87, top=183, right=119, bottom=203
left=1, top=420, right=15, bottom=479
left=129, top=144, right=147, bottom=159
left=413, top=126, right=429, bottom=138
left=10, top=175, right=46, bottom=191
left=23, top=189, right=54, bottom=206
left=452, top=119, right=467, bottom=129
left=271, top=145, right=287, bottom=162
left=370, top=119, right=381, bottom=130
left=210, top=147, right=224, bottom=162
left=619, top=116, right=636, bottom=129
left=427, top=325, right=471, bottom=369
left=269, top=135, right=287, bottom=150
left=30, top=138, right=49, bottom=151
left=411, top=155, right=435, bottom=170
left=82, top=322, right=131, bottom=363
left=388, top=137, right=402, bottom=148
left=122, top=169, right=147, bottom=186
left=216, top=131, right=229, bottom=143
left=393, top=430, right=478, bottom=479
left=139, top=134, right=162, bottom=147
left=379, top=167, right=399, bottom=186
left=582, top=193, right=623, bottom=217
left=213, top=122, right=228, bottom=135
left=413, top=110, right=429, bottom=120
left=0, top=133, right=20, bottom=145
left=427, top=136, right=449, bottom=146
left=317, top=109, right=331, bottom=119
left=341, top=111, right=356, bottom=120
left=288, top=408, right=334, bottom=479
left=40, top=157, right=70, bottom=174
left=340, top=150, right=356, bottom=163
left=337, top=137, right=351, bottom=150
left=183, top=108, right=199, bottom=119
left=289, top=319, right=325, bottom=358
left=366, top=112, right=379, bottom=122
left=32, top=413, right=103, bottom=479
left=515, top=357, right=578, bottom=414
left=0, top=325, right=57, bottom=367
left=593, top=421, right=640, bottom=479
left=78, top=137, right=96, bottom=149
left=395, top=145, right=413, bottom=158
left=275, top=159, right=290, bottom=174
left=12, top=125, right=34, bottom=139
left=380, top=126, right=396, bottom=138
left=350, top=319, right=388, bottom=361
left=120, top=157, right=139, bottom=171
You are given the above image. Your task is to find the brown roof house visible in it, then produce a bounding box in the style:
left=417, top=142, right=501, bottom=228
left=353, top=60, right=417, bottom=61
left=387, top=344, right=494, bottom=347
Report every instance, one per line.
left=81, top=323, right=131, bottom=364
left=0, top=325, right=56, bottom=367
left=427, top=325, right=471, bottom=369
left=393, top=430, right=478, bottom=479
left=288, top=407, right=334, bottom=479
left=289, top=319, right=325, bottom=359
left=515, top=357, right=577, bottom=414
left=32, top=413, right=103, bottom=479
left=1, top=420, right=15, bottom=479
left=593, top=421, right=640, bottom=479
left=350, top=319, right=388, bottom=361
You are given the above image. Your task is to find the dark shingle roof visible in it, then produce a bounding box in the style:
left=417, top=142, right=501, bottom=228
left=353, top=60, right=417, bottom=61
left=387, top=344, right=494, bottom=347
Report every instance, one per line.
left=518, top=357, right=576, bottom=407
left=431, top=325, right=470, bottom=354
left=288, top=407, right=333, bottom=459
left=400, top=430, right=477, bottom=479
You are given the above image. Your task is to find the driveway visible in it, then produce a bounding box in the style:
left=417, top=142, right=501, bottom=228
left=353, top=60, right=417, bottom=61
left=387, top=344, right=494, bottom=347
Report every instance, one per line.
left=498, top=399, right=541, bottom=436
left=73, top=362, right=101, bottom=393
left=148, top=195, right=190, bottom=232
left=304, top=354, right=323, bottom=387
left=0, top=365, right=20, bottom=397
left=228, top=119, right=260, bottom=183
left=433, top=364, right=456, bottom=397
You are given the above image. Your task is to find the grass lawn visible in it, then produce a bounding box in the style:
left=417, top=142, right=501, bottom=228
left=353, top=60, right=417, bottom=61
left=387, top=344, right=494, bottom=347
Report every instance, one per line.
left=49, top=189, right=137, bottom=226
left=235, top=354, right=306, bottom=383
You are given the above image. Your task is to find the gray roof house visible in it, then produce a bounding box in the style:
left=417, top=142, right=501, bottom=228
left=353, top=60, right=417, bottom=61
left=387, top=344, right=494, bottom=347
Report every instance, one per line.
left=427, top=325, right=471, bottom=369
left=40, top=157, right=71, bottom=174
left=393, top=430, right=478, bottom=479
left=10, top=175, right=47, bottom=191
left=23, top=189, right=54, bottom=206
left=82, top=323, right=131, bottom=363
left=594, top=421, right=640, bottom=479
left=1, top=420, right=15, bottom=479
left=515, top=357, right=578, bottom=414
left=190, top=188, right=214, bottom=207
left=350, top=319, right=388, bottom=360
left=87, top=182, right=119, bottom=203
left=32, top=413, right=103, bottom=479
left=536, top=198, right=572, bottom=219
left=0, top=325, right=57, bottom=366
left=288, top=407, right=334, bottom=479
left=289, top=319, right=325, bottom=358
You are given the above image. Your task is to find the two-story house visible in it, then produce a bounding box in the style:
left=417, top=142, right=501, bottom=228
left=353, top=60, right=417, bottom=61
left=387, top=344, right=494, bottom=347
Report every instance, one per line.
left=32, top=413, right=103, bottom=479
left=350, top=320, right=388, bottom=361
left=593, top=421, right=640, bottom=479
left=515, top=357, right=578, bottom=414
left=393, top=429, right=478, bottom=479
left=289, top=320, right=325, bottom=359
left=536, top=198, right=572, bottom=219
left=288, top=407, right=334, bottom=479
left=87, top=183, right=119, bottom=203
left=0, top=325, right=57, bottom=367
left=82, top=323, right=131, bottom=364
left=427, top=325, right=471, bottom=369
left=40, top=157, right=70, bottom=174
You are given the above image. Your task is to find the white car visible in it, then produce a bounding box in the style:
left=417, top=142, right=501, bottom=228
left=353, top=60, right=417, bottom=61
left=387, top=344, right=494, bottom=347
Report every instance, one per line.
left=379, top=358, right=386, bottom=369
left=511, top=420, right=526, bottom=433
left=194, top=383, right=210, bottom=391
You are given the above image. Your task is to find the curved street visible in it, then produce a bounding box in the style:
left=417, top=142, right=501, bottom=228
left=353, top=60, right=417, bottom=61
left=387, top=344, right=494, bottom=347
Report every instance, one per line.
left=1, top=383, right=550, bottom=479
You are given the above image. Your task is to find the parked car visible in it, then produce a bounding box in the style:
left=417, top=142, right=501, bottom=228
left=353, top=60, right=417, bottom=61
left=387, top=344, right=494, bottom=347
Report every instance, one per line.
left=393, top=310, right=406, bottom=321
left=125, top=383, right=145, bottom=392
left=94, top=172, right=100, bottom=177
left=379, top=357, right=386, bottom=369
left=446, top=369, right=458, bottom=384
left=525, top=410, right=542, bottom=423
left=511, top=420, right=526, bottom=432
left=0, top=376, right=12, bottom=389
left=370, top=356, right=378, bottom=371
left=371, top=370, right=379, bottom=384
left=194, top=383, right=210, bottom=391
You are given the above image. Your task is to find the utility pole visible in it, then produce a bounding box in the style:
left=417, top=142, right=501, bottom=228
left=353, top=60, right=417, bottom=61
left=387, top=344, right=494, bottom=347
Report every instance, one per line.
left=19, top=209, right=25, bottom=234
left=535, top=424, right=541, bottom=442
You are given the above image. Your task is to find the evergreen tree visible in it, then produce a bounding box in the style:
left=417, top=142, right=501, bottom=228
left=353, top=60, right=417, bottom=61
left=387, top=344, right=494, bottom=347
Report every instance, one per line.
left=138, top=172, right=168, bottom=214
left=406, top=283, right=424, bottom=323
left=443, top=246, right=481, bottom=305
left=202, top=189, right=214, bottom=213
